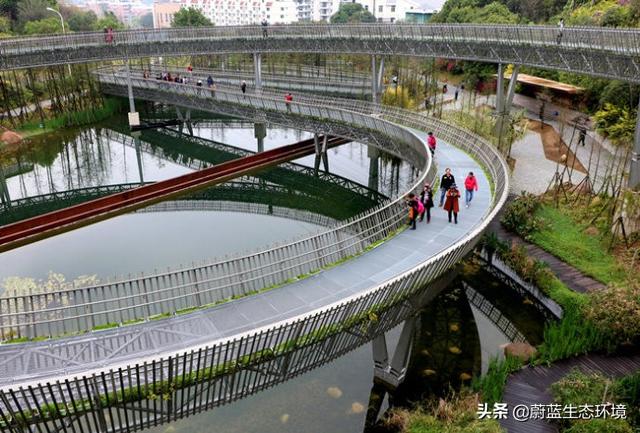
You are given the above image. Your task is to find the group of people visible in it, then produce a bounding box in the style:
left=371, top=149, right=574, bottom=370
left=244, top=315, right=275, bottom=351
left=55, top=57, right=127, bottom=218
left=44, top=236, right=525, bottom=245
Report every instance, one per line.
left=405, top=131, right=479, bottom=229
left=406, top=169, right=479, bottom=229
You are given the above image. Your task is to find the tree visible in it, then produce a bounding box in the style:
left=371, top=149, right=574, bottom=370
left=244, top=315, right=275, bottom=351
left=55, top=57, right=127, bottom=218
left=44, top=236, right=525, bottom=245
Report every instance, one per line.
left=63, top=7, right=97, bottom=32
left=0, top=0, right=19, bottom=21
left=330, top=3, right=376, bottom=23
left=171, top=7, right=212, bottom=27
left=95, top=12, right=124, bottom=30
left=23, top=16, right=61, bottom=35
left=17, top=0, right=55, bottom=28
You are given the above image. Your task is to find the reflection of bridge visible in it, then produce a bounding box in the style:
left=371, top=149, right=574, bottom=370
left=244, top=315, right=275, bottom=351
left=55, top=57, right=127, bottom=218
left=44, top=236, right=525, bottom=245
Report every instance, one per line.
left=0, top=27, right=516, bottom=433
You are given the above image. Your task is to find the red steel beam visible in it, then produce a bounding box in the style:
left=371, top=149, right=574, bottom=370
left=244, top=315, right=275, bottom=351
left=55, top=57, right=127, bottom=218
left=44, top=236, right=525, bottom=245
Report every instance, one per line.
left=0, top=135, right=349, bottom=253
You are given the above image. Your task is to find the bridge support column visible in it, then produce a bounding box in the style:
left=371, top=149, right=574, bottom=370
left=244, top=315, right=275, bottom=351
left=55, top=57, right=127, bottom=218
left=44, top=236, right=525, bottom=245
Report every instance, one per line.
left=254, top=122, right=266, bottom=152
left=0, top=164, right=10, bottom=208
left=125, top=60, right=140, bottom=129
left=368, top=145, right=379, bottom=192
left=254, top=53, right=263, bottom=91
left=372, top=316, right=418, bottom=389
left=176, top=107, right=193, bottom=136
left=371, top=55, right=385, bottom=104
left=630, top=97, right=640, bottom=189
left=132, top=131, right=145, bottom=184
left=314, top=133, right=329, bottom=174
left=494, top=64, right=520, bottom=154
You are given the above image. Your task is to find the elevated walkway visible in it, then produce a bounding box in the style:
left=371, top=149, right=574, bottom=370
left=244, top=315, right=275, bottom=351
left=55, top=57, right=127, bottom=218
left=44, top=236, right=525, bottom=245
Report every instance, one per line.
left=0, top=137, right=490, bottom=387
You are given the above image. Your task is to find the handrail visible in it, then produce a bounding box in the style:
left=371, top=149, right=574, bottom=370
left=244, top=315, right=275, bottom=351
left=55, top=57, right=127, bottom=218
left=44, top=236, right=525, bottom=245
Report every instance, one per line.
left=0, top=73, right=433, bottom=340
left=1, top=24, right=639, bottom=80
left=0, top=65, right=509, bottom=432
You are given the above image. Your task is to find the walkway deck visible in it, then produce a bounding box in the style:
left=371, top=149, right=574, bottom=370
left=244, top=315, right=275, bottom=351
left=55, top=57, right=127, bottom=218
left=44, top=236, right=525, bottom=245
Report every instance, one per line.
left=0, top=134, right=492, bottom=389
left=501, top=351, right=640, bottom=433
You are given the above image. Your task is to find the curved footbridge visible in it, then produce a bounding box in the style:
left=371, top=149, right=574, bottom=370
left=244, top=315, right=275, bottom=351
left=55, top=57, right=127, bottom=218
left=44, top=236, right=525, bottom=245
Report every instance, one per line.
left=0, top=73, right=509, bottom=432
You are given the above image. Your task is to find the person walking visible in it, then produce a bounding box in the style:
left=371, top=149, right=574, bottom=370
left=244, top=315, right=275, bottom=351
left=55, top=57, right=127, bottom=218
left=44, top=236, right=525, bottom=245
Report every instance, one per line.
left=427, top=131, right=436, bottom=157
left=454, top=89, right=459, bottom=101
left=443, top=184, right=461, bottom=224
left=207, top=75, right=214, bottom=87
left=241, top=80, right=247, bottom=94
left=443, top=84, right=448, bottom=94
left=262, top=18, right=268, bottom=38
left=419, top=183, right=434, bottom=223
left=407, top=193, right=419, bottom=230
left=438, top=168, right=455, bottom=207
left=464, top=171, right=478, bottom=208
left=187, top=65, right=193, bottom=76
left=285, top=92, right=293, bottom=112
left=557, top=18, right=564, bottom=44
left=578, top=128, right=586, bottom=146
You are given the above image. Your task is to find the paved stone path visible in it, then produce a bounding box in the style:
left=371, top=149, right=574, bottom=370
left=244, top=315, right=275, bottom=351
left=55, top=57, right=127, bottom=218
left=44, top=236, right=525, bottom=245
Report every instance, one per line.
left=500, top=351, right=640, bottom=433
left=0, top=131, right=493, bottom=388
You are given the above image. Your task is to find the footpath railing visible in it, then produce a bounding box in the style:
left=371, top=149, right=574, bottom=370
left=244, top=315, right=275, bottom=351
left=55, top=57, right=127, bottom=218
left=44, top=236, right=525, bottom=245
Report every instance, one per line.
left=0, top=77, right=432, bottom=341
left=0, top=68, right=510, bottom=433
left=1, top=24, right=639, bottom=59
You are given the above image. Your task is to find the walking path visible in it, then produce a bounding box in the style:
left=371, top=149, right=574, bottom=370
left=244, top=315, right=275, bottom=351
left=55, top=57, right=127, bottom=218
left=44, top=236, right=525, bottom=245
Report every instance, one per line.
left=488, top=203, right=605, bottom=293
left=0, top=133, right=492, bottom=388
left=500, top=351, right=640, bottom=433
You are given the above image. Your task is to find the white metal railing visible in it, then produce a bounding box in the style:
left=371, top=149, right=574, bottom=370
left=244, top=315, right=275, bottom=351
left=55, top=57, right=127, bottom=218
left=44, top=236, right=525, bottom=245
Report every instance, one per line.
left=1, top=24, right=639, bottom=65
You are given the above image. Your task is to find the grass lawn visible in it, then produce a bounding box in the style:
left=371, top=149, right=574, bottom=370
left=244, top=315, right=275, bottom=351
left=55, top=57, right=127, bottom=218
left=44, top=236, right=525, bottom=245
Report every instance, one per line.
left=529, top=205, right=627, bottom=285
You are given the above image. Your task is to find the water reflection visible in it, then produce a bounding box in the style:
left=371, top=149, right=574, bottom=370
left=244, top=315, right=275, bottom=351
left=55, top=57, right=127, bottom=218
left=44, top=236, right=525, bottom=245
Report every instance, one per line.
left=141, top=265, right=548, bottom=433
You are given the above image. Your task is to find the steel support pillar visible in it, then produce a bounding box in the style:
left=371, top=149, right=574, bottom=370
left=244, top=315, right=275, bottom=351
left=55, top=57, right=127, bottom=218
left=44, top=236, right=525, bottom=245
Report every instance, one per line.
left=368, top=145, right=379, bottom=192
left=254, top=122, right=266, bottom=153
left=371, top=55, right=378, bottom=104
left=495, top=63, right=504, bottom=114
left=126, top=60, right=140, bottom=128
left=377, top=57, right=385, bottom=94
left=630, top=97, right=640, bottom=189
left=504, top=64, right=520, bottom=110
left=132, top=131, right=144, bottom=184
left=254, top=53, right=263, bottom=91
left=372, top=316, right=418, bottom=389
left=313, top=133, right=329, bottom=173
left=0, top=164, right=10, bottom=207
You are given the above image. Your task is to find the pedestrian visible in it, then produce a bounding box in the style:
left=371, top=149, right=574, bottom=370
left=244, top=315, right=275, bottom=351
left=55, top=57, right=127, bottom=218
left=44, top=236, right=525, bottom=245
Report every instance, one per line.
left=454, top=89, right=459, bottom=101
left=460, top=84, right=465, bottom=92
left=407, top=193, right=419, bottom=230
left=464, top=171, right=478, bottom=208
left=142, top=70, right=149, bottom=79
left=443, top=184, right=461, bottom=224
left=187, top=65, right=193, bottom=75
left=427, top=131, right=436, bottom=157
left=438, top=168, right=455, bottom=207
left=578, top=128, right=586, bottom=146
left=392, top=75, right=398, bottom=86
left=443, top=84, right=448, bottom=94
left=103, top=28, right=109, bottom=43
left=107, top=27, right=114, bottom=44
left=206, top=75, right=214, bottom=87
left=262, top=18, right=268, bottom=38
left=241, top=80, right=247, bottom=94
left=557, top=18, right=564, bottom=44
left=285, top=92, right=293, bottom=111
left=419, top=183, right=434, bottom=223
left=196, top=79, right=202, bottom=87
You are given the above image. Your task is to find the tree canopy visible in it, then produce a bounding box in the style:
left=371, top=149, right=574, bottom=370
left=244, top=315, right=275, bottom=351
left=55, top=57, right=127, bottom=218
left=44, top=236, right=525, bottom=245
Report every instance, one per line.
left=330, top=3, right=376, bottom=23
left=171, top=7, right=212, bottom=27
left=23, top=16, right=61, bottom=35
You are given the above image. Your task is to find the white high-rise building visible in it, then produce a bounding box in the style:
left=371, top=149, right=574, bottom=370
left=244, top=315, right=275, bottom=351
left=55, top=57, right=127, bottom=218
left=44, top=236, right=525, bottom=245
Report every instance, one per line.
left=153, top=0, right=298, bottom=28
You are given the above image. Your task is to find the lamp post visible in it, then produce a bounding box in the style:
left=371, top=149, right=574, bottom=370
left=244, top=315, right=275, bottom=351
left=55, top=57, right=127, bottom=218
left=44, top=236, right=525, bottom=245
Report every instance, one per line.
left=46, top=7, right=72, bottom=75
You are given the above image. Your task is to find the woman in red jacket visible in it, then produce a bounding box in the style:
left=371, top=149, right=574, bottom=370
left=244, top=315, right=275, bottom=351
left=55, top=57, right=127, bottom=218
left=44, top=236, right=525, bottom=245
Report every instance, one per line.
left=443, top=184, right=460, bottom=224
left=464, top=171, right=478, bottom=208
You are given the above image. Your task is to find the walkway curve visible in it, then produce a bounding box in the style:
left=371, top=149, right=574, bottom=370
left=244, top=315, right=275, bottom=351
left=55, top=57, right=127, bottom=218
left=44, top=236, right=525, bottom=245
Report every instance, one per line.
left=0, top=75, right=508, bottom=433
left=2, top=24, right=640, bottom=82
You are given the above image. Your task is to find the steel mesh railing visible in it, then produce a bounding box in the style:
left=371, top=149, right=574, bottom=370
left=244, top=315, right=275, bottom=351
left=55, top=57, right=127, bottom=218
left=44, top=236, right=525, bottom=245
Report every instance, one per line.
left=0, top=65, right=510, bottom=433
left=0, top=73, right=432, bottom=341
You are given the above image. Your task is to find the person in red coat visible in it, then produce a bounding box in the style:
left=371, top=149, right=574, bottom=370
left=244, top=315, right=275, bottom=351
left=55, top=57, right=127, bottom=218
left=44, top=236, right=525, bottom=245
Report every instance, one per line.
left=464, top=171, right=478, bottom=208
left=443, top=184, right=461, bottom=224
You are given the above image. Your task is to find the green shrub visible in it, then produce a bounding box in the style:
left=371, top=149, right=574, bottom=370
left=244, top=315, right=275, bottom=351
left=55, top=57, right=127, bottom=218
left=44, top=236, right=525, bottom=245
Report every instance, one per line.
left=582, top=284, right=640, bottom=347
left=501, top=193, right=543, bottom=239
left=472, top=356, right=523, bottom=406
left=564, top=419, right=633, bottom=433
left=551, top=370, right=612, bottom=407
